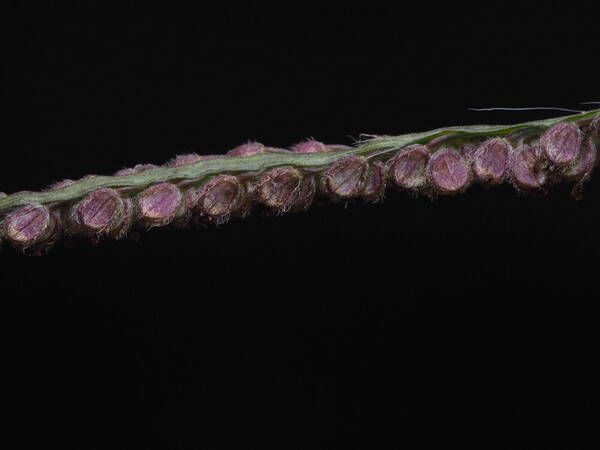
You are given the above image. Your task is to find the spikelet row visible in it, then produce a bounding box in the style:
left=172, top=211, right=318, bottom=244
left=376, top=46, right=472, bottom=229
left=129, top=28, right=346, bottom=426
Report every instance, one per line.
left=1, top=117, right=598, bottom=254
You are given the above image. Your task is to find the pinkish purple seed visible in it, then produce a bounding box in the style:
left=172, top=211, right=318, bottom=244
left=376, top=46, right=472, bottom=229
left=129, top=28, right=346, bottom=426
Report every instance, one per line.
left=591, top=114, right=599, bottom=141
left=227, top=142, right=265, bottom=157
left=195, top=175, right=243, bottom=218
left=362, top=161, right=386, bottom=201
left=48, top=179, right=76, bottom=191
left=459, top=143, right=478, bottom=162
left=256, top=166, right=303, bottom=210
left=76, top=188, right=124, bottom=233
left=510, top=145, right=547, bottom=190
left=293, top=176, right=317, bottom=211
left=386, top=145, right=430, bottom=190
left=3, top=204, right=53, bottom=246
left=428, top=149, right=470, bottom=194
left=472, top=138, right=511, bottom=184
left=292, top=140, right=327, bottom=154
left=540, top=122, right=581, bottom=165
left=563, top=138, right=597, bottom=181
left=115, top=164, right=158, bottom=176
left=112, top=198, right=135, bottom=238
left=167, top=153, right=203, bottom=167
left=137, top=183, right=183, bottom=226
left=325, top=155, right=368, bottom=199
left=115, top=167, right=137, bottom=176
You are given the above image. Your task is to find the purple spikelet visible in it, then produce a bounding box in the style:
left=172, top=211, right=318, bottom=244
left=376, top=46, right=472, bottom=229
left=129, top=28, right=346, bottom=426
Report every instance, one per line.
left=167, top=153, right=203, bottom=167
left=428, top=149, right=471, bottom=195
left=71, top=188, right=130, bottom=238
left=292, top=140, right=328, bottom=154
left=471, top=138, right=511, bottom=184
left=227, top=142, right=265, bottom=157
left=362, top=160, right=386, bottom=202
left=540, top=122, right=581, bottom=166
left=563, top=138, right=597, bottom=182
left=2, top=204, right=57, bottom=250
left=323, top=155, right=368, bottom=199
left=386, top=144, right=430, bottom=191
left=255, top=166, right=304, bottom=212
left=509, top=145, right=548, bottom=191
left=137, top=183, right=185, bottom=227
left=194, top=175, right=245, bottom=222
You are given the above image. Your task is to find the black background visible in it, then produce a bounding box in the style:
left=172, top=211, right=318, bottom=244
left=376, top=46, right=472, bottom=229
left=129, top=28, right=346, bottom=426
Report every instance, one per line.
left=3, top=3, right=599, bottom=449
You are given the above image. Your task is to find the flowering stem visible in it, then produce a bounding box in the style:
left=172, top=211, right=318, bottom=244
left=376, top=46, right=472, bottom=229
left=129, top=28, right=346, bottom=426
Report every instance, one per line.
left=1, top=109, right=597, bottom=212
left=0, top=109, right=598, bottom=253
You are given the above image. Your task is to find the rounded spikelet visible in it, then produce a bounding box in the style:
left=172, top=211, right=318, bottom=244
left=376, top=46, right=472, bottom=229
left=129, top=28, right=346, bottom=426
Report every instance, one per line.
left=540, top=122, right=581, bottom=166
left=386, top=145, right=429, bottom=190
left=227, top=142, right=265, bottom=157
left=471, top=138, right=511, bottom=184
left=167, top=153, right=203, bottom=167
left=590, top=114, right=600, bottom=144
left=362, top=161, right=386, bottom=201
left=195, top=175, right=245, bottom=220
left=292, top=140, right=327, bottom=154
left=428, top=149, right=470, bottom=195
left=324, top=155, right=368, bottom=199
left=73, top=188, right=127, bottom=235
left=113, top=198, right=135, bottom=238
left=255, top=166, right=303, bottom=212
left=2, top=203, right=56, bottom=248
left=292, top=176, right=317, bottom=211
left=48, top=179, right=76, bottom=191
left=509, top=145, right=547, bottom=190
left=562, top=138, right=597, bottom=181
left=115, top=164, right=158, bottom=176
left=137, top=183, right=185, bottom=227
left=593, top=114, right=600, bottom=133
left=114, top=167, right=137, bottom=176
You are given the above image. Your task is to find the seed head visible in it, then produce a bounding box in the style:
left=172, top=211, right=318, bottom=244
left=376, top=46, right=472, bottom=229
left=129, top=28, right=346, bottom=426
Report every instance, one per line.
left=195, top=175, right=244, bottom=219
left=509, top=145, right=547, bottom=190
left=2, top=204, right=55, bottom=248
left=472, top=138, right=510, bottom=184
left=386, top=145, right=429, bottom=190
left=428, top=149, right=470, bottom=194
left=324, top=155, right=368, bottom=199
left=540, top=122, right=581, bottom=165
left=137, top=183, right=184, bottom=226
left=255, top=166, right=303, bottom=211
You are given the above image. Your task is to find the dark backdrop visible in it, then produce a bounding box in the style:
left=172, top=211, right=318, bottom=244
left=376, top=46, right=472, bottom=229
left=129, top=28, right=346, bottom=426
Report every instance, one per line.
left=3, top=3, right=598, bottom=449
